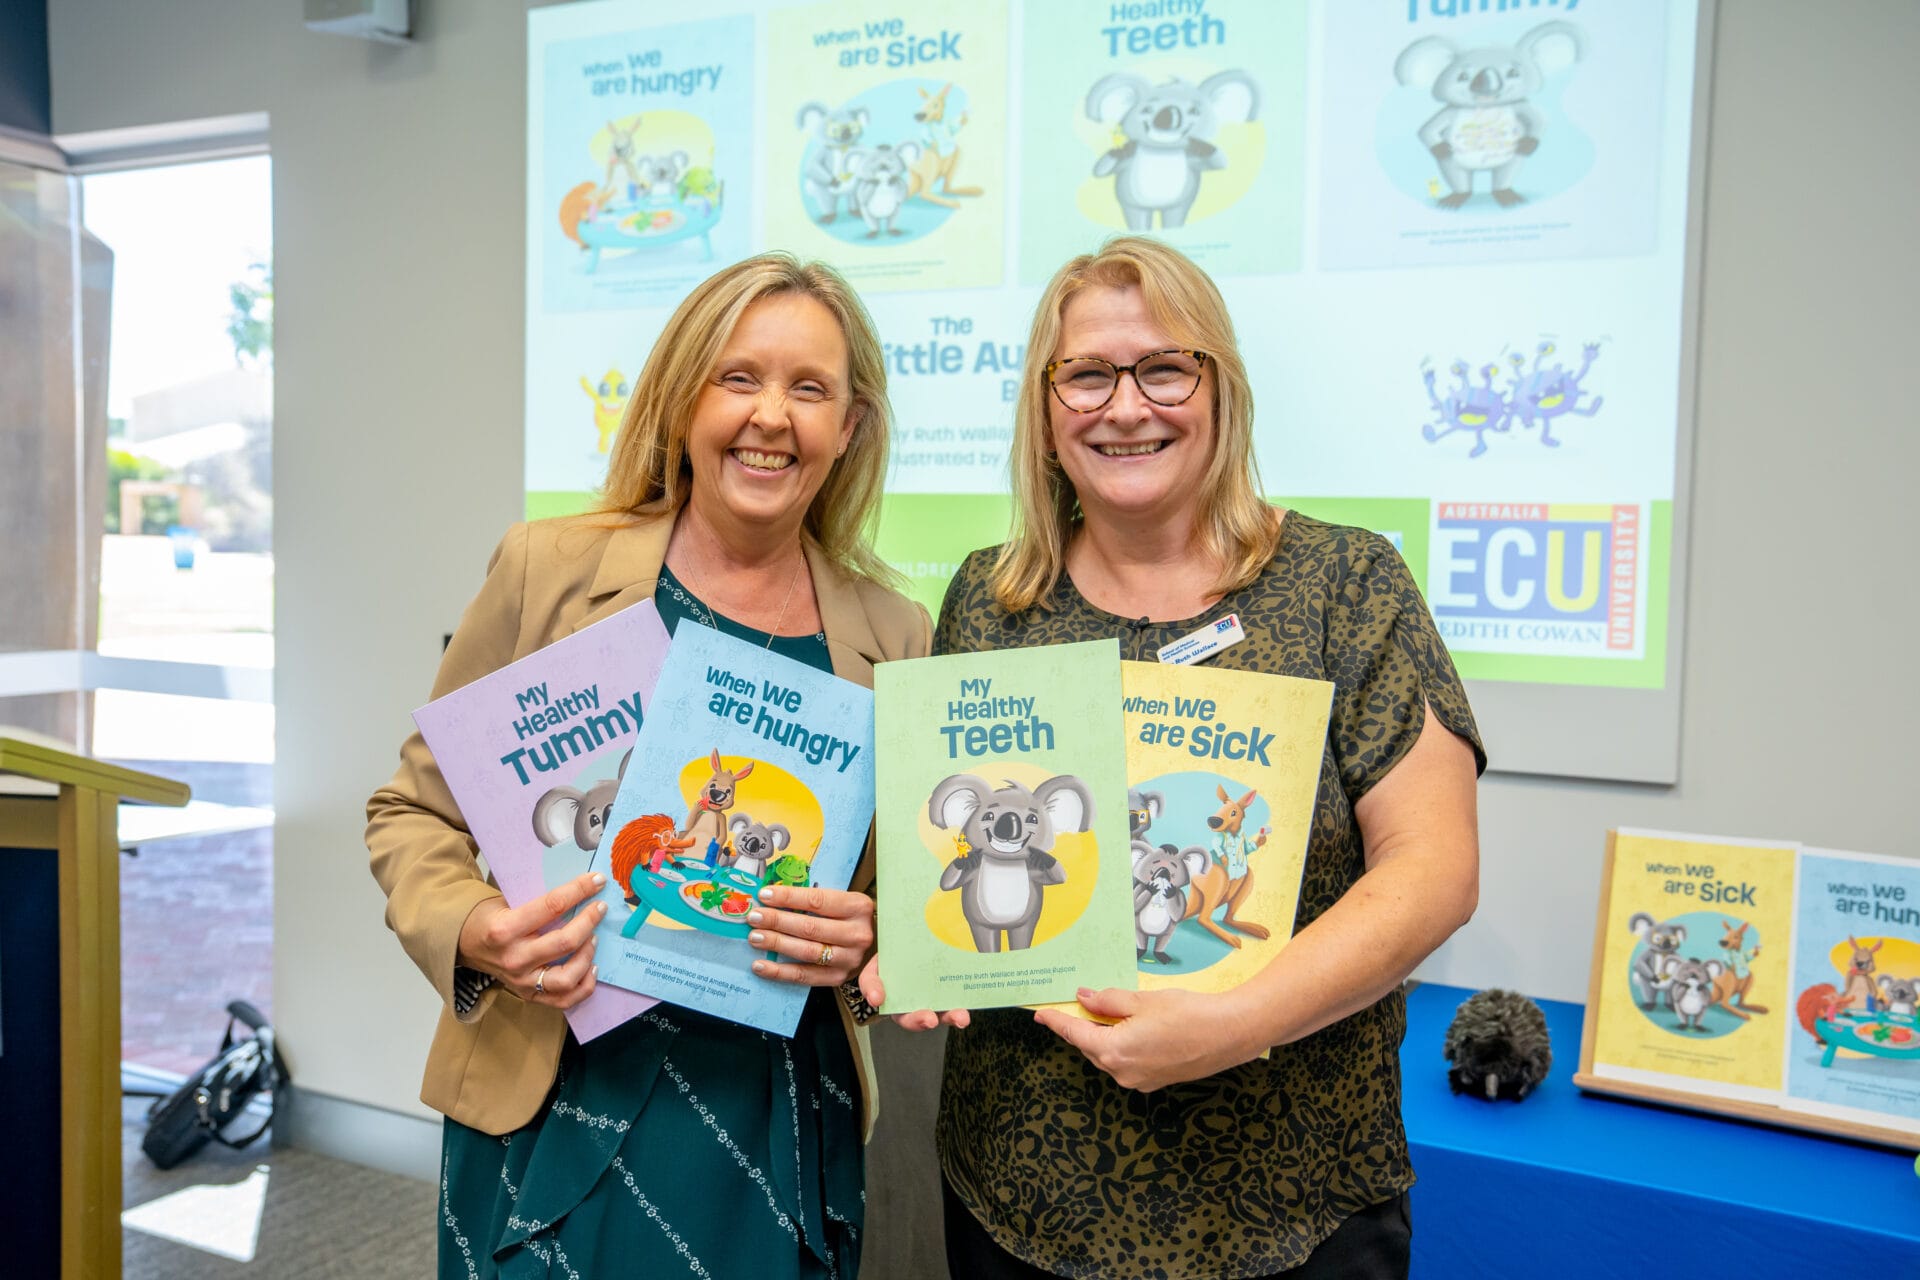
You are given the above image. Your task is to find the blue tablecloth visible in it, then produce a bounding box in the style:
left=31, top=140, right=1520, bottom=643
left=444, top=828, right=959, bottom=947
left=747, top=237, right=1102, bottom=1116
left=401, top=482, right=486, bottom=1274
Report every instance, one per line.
left=1402, top=983, right=1920, bottom=1279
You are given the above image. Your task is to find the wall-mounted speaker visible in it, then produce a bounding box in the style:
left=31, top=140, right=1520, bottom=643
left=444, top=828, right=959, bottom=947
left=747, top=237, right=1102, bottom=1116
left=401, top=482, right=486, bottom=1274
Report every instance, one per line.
left=304, top=0, right=413, bottom=45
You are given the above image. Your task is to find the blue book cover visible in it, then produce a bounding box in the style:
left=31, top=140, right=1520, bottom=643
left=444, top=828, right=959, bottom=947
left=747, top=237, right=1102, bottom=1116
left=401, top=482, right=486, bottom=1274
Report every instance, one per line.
left=589, top=621, right=875, bottom=1036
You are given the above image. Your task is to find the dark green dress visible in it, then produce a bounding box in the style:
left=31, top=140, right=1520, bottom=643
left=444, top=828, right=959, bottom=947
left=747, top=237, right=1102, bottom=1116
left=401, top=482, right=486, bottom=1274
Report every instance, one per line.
left=439, top=565, right=863, bottom=1280
left=934, top=515, right=1487, bottom=1279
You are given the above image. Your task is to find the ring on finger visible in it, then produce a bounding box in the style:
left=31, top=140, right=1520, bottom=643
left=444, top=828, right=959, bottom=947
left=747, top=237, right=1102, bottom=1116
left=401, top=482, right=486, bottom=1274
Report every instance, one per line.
left=533, top=966, right=548, bottom=997
left=816, top=944, right=834, bottom=967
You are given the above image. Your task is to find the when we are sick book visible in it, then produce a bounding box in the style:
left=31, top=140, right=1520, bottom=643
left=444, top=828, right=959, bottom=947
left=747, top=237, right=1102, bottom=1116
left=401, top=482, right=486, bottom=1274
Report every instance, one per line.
left=873, top=639, right=1134, bottom=1013
left=412, top=601, right=671, bottom=1042
left=590, top=622, right=875, bottom=1037
left=1579, top=828, right=1920, bottom=1148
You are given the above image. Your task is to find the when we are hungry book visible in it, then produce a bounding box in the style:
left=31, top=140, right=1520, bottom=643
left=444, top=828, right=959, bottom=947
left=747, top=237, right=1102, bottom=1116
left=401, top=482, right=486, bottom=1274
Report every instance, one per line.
left=589, top=622, right=876, bottom=1037
left=412, top=601, right=671, bottom=1042
left=874, top=639, right=1134, bottom=1013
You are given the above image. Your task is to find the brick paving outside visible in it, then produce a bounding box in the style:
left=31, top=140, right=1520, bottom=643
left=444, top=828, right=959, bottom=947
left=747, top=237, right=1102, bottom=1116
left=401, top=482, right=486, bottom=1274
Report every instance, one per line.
left=115, top=759, right=273, bottom=1077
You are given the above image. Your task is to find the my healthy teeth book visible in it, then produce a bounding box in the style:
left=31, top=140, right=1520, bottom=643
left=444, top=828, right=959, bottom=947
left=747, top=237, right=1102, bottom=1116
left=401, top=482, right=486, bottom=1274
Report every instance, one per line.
left=873, top=639, right=1134, bottom=1013
left=589, top=622, right=876, bottom=1037
left=411, top=601, right=671, bottom=1042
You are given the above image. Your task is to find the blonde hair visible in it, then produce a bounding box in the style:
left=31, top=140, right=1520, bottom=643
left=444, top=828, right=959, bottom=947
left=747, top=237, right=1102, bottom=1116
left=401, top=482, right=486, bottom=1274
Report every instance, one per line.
left=991, top=236, right=1280, bottom=613
left=595, top=253, right=900, bottom=586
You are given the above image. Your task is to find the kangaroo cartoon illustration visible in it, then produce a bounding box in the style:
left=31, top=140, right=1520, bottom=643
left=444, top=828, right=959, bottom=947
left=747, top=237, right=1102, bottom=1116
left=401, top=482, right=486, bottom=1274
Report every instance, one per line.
left=1085, top=70, right=1260, bottom=229
left=929, top=774, right=1094, bottom=953
left=848, top=143, right=919, bottom=237
left=1667, top=957, right=1725, bottom=1032
left=1709, top=919, right=1769, bottom=1020
left=906, top=82, right=983, bottom=209
left=1393, top=21, right=1586, bottom=209
left=1627, top=912, right=1687, bottom=1009
left=1133, top=841, right=1207, bottom=964
left=1185, top=785, right=1270, bottom=948
left=681, top=750, right=753, bottom=869
left=1836, top=935, right=1884, bottom=1013
left=796, top=101, right=868, bottom=223
left=603, top=115, right=645, bottom=197
left=725, top=813, right=790, bottom=880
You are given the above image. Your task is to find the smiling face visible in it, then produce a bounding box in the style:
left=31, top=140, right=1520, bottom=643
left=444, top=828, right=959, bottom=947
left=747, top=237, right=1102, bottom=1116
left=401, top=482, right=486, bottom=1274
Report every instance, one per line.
left=1046, top=284, right=1215, bottom=535
left=684, top=292, right=860, bottom=541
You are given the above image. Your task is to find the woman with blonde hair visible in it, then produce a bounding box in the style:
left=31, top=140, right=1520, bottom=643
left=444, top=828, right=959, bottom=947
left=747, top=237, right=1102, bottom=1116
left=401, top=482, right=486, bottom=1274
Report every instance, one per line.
left=369, top=252, right=927, bottom=1279
left=916, top=237, right=1485, bottom=1279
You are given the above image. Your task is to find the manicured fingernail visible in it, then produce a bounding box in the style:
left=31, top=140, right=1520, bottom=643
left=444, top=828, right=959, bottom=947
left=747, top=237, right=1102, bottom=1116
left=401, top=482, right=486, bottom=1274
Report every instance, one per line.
left=747, top=910, right=765, bottom=926
left=748, top=931, right=766, bottom=947
left=758, top=886, right=778, bottom=903
left=594, top=901, right=608, bottom=918
left=591, top=964, right=599, bottom=979
left=590, top=872, right=606, bottom=888
left=752, top=960, right=769, bottom=974
left=587, top=935, right=598, bottom=950
left=1077, top=987, right=1094, bottom=1000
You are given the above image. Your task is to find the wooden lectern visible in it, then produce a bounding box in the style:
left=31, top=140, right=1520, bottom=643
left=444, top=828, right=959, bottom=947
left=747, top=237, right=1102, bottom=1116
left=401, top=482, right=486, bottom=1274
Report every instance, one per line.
left=0, top=735, right=188, bottom=1279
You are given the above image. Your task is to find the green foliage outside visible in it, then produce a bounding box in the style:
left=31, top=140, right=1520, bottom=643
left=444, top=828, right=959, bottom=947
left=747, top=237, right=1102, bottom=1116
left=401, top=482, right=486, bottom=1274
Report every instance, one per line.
left=105, top=447, right=177, bottom=535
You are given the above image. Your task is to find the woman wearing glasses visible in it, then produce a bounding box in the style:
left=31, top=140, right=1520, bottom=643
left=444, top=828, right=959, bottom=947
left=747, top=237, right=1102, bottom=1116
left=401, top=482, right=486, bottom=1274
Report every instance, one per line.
left=910, top=238, right=1484, bottom=1279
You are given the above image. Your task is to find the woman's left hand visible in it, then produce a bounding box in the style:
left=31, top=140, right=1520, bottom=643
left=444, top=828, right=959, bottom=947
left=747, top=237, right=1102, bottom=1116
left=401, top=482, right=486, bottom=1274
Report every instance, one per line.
left=747, top=884, right=875, bottom=988
left=1033, top=986, right=1264, bottom=1092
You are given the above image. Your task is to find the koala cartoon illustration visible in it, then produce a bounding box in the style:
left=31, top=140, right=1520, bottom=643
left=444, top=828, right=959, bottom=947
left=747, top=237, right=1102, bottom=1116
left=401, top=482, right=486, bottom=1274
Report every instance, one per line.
left=634, top=151, right=688, bottom=207
left=725, top=813, right=790, bottom=880
left=1133, top=841, right=1207, bottom=964
left=1085, top=70, right=1260, bottom=230
left=530, top=749, right=630, bottom=856
left=1393, top=21, right=1586, bottom=209
left=930, top=774, right=1095, bottom=953
left=1877, top=975, right=1918, bottom=1019
left=1627, top=911, right=1687, bottom=1009
left=847, top=143, right=920, bottom=238
left=796, top=101, right=869, bottom=223
left=1128, top=787, right=1165, bottom=841
left=1666, top=957, right=1726, bottom=1032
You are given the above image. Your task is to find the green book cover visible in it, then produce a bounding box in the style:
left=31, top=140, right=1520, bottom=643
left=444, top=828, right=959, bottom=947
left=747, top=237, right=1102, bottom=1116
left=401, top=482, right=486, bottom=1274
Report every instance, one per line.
left=875, top=638, right=1134, bottom=1012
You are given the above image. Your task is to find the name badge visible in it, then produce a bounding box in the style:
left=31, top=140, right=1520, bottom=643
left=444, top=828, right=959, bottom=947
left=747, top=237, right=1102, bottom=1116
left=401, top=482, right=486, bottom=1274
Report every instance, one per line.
left=1156, top=613, right=1246, bottom=666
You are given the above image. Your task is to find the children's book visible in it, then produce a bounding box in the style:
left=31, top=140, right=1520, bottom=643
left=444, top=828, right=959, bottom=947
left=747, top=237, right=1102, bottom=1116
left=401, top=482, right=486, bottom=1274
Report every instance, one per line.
left=411, top=601, right=671, bottom=1043
left=588, top=622, right=875, bottom=1037
left=873, top=639, right=1134, bottom=1013
left=1578, top=828, right=1920, bottom=1147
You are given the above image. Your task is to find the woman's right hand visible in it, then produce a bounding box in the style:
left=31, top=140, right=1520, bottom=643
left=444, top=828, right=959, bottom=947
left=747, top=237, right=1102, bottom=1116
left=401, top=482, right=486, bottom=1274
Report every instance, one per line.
left=457, top=871, right=608, bottom=1010
left=858, top=954, right=971, bottom=1031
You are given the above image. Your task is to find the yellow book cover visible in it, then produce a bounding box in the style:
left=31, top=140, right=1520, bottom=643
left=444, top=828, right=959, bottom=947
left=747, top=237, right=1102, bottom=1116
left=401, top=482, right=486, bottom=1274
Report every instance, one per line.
left=1589, top=829, right=1799, bottom=1098
left=1041, top=659, right=1331, bottom=1020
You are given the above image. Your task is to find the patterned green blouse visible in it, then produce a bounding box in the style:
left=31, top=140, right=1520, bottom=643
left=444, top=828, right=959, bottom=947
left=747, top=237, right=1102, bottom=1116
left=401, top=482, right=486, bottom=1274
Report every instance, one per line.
left=933, top=513, right=1486, bottom=1279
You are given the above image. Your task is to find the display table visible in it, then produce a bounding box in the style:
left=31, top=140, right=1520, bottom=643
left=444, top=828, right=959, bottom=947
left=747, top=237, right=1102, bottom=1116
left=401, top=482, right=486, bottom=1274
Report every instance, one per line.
left=1402, top=982, right=1919, bottom=1278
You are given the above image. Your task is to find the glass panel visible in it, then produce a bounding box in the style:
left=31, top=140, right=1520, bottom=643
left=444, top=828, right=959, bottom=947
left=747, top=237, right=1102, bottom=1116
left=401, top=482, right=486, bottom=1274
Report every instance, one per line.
left=0, top=157, right=96, bottom=749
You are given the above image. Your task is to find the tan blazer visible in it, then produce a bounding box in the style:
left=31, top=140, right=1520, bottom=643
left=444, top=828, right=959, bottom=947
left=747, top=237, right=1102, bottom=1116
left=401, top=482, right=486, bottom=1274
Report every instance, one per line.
left=367, top=511, right=931, bottom=1137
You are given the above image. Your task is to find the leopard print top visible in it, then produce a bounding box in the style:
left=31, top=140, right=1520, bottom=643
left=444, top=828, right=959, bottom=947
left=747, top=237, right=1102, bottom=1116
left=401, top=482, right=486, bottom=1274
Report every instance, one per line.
left=933, top=513, right=1486, bottom=1279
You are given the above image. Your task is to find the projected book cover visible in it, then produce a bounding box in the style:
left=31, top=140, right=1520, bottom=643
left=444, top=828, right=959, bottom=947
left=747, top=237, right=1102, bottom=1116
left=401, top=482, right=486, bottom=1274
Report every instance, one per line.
left=411, top=601, right=671, bottom=1042
left=874, top=639, right=1133, bottom=1012
left=1016, top=0, right=1308, bottom=285
left=1319, top=0, right=1672, bottom=271
left=588, top=622, right=875, bottom=1037
left=764, top=0, right=1009, bottom=292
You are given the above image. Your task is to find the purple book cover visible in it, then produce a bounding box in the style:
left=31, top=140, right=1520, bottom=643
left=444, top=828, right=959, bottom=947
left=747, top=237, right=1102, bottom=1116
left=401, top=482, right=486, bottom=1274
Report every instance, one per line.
left=412, top=600, right=671, bottom=1041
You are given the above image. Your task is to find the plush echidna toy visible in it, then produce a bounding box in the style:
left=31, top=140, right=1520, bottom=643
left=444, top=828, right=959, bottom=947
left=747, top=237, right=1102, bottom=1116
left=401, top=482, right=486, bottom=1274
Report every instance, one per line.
left=1443, top=988, right=1553, bottom=1101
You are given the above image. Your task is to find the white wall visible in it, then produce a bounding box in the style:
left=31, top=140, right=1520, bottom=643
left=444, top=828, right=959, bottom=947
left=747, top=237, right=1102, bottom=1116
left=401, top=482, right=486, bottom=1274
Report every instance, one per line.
left=48, top=0, right=1920, bottom=1143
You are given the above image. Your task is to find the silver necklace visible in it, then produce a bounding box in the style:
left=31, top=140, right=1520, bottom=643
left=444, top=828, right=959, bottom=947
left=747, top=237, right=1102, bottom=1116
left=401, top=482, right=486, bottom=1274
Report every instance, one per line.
left=681, top=553, right=803, bottom=650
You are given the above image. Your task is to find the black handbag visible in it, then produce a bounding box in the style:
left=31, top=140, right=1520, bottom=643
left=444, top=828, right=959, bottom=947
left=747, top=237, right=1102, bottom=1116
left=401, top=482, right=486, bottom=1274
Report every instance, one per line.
left=140, top=1000, right=289, bottom=1170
